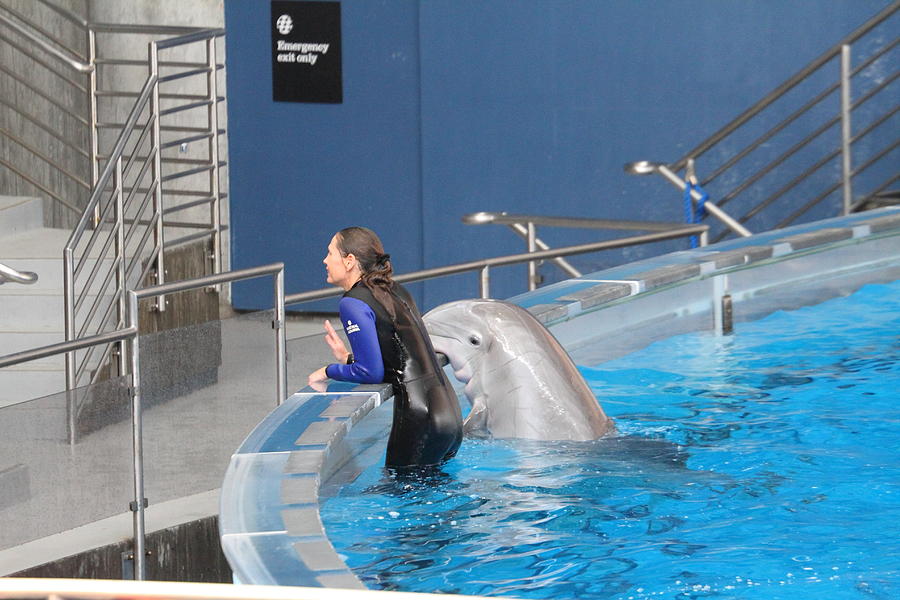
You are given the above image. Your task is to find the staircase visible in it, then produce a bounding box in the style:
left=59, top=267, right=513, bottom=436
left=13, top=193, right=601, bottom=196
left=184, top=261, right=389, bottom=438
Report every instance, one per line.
left=0, top=197, right=68, bottom=407
left=1, top=0, right=228, bottom=397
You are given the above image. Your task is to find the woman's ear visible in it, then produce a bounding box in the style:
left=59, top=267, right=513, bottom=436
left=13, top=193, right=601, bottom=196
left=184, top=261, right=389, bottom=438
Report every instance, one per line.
left=345, top=253, right=357, bottom=270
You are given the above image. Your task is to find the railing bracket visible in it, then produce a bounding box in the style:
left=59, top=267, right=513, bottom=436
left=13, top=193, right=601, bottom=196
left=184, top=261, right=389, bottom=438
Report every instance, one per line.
left=129, top=498, right=149, bottom=512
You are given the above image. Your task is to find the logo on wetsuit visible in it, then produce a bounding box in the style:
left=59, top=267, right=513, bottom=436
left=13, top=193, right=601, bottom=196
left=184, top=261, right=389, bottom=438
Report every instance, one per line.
left=346, top=320, right=360, bottom=334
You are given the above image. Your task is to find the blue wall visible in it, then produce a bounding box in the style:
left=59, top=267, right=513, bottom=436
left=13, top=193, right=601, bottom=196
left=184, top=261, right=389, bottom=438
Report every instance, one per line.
left=225, top=0, right=890, bottom=310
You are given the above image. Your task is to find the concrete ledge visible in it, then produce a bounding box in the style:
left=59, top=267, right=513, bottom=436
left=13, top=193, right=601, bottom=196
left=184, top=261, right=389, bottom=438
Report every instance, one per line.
left=778, top=227, right=854, bottom=250
left=558, top=281, right=634, bottom=309
left=1, top=490, right=228, bottom=580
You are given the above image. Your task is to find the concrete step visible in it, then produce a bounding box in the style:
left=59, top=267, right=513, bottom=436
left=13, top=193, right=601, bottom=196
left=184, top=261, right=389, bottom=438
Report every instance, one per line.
left=0, top=196, right=42, bottom=236
left=0, top=289, right=114, bottom=331
left=0, top=228, right=151, bottom=293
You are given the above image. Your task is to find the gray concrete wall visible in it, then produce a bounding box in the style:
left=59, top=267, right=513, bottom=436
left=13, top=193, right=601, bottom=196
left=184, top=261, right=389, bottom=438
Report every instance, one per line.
left=0, top=0, right=91, bottom=228
left=12, top=515, right=232, bottom=582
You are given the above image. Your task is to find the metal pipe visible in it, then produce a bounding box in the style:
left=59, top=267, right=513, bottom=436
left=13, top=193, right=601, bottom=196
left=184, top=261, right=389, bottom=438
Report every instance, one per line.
left=479, top=266, right=490, bottom=299
left=509, top=223, right=581, bottom=277
left=0, top=326, right=136, bottom=369
left=526, top=222, right=538, bottom=291
left=153, top=28, right=226, bottom=49
left=150, top=43, right=166, bottom=311
left=669, top=1, right=899, bottom=170
left=285, top=225, right=708, bottom=306
left=208, top=36, right=223, bottom=278
left=0, top=11, right=93, bottom=72
left=115, top=157, right=128, bottom=375
left=0, top=262, right=38, bottom=285
left=464, top=211, right=693, bottom=232
left=64, top=247, right=76, bottom=391
left=840, top=44, right=854, bottom=215
left=274, top=268, right=287, bottom=405
left=66, top=75, right=158, bottom=249
left=0, top=29, right=87, bottom=90
left=135, top=263, right=285, bottom=299
left=700, top=37, right=898, bottom=189
left=89, top=28, right=99, bottom=226
left=126, top=291, right=146, bottom=581
left=654, top=165, right=753, bottom=237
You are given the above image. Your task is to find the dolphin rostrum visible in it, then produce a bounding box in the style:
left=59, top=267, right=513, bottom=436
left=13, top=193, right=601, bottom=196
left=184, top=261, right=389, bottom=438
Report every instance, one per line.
left=423, top=299, right=615, bottom=441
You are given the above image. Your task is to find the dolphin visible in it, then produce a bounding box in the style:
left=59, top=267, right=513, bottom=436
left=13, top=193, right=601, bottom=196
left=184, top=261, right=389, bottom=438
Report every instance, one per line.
left=423, top=299, right=615, bottom=441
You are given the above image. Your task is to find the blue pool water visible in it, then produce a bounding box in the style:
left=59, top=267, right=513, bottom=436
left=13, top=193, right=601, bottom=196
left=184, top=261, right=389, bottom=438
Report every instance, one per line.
left=320, top=280, right=900, bottom=599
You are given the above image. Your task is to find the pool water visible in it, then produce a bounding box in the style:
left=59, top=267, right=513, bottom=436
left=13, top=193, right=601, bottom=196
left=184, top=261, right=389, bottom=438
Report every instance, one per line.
left=320, top=280, right=900, bottom=599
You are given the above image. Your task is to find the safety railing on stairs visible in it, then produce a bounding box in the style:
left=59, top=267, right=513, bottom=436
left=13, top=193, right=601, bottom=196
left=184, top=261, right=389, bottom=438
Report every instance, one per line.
left=63, top=26, right=226, bottom=392
left=626, top=1, right=899, bottom=243
left=0, top=261, right=37, bottom=284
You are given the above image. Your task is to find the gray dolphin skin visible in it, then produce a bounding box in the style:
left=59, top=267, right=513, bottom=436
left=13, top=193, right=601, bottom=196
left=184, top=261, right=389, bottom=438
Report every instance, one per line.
left=423, top=299, right=615, bottom=441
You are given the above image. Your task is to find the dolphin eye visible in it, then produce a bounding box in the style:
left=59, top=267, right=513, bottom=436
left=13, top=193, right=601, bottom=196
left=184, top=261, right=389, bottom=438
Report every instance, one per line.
left=468, top=335, right=481, bottom=346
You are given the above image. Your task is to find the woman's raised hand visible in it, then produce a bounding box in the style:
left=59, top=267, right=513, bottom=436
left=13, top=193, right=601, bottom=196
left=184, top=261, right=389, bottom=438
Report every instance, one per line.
left=324, top=319, right=350, bottom=363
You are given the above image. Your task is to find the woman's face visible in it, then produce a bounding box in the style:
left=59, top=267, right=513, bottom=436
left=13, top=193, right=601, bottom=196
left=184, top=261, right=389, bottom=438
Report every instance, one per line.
left=324, top=234, right=354, bottom=289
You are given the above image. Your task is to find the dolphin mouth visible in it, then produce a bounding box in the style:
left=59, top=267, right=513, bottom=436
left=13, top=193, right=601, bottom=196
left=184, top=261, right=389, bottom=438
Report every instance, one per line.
left=428, top=334, right=474, bottom=384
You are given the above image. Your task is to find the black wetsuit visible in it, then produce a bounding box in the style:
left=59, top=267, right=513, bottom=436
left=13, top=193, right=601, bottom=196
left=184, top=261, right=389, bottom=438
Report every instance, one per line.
left=325, top=281, right=463, bottom=468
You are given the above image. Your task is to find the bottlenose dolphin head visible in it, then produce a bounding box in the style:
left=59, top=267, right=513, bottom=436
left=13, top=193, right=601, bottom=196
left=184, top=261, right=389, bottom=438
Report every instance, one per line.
left=424, top=299, right=615, bottom=441
left=422, top=299, right=498, bottom=386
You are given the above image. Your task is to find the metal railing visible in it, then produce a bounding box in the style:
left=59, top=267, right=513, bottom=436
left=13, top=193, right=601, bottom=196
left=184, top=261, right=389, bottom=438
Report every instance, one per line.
left=462, top=211, right=710, bottom=291
left=0, top=261, right=38, bottom=284
left=626, top=1, right=899, bottom=242
left=62, top=26, right=226, bottom=392
left=0, top=263, right=286, bottom=581
left=285, top=219, right=709, bottom=306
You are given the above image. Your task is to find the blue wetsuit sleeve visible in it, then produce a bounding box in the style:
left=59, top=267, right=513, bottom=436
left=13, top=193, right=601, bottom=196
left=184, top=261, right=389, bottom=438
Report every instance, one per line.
left=325, top=296, right=385, bottom=384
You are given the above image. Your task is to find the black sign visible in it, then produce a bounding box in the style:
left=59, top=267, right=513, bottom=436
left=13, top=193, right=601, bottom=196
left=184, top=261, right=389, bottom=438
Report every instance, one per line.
left=271, top=1, right=342, bottom=103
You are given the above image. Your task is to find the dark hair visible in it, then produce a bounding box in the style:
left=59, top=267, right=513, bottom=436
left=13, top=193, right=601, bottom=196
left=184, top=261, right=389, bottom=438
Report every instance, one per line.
left=336, top=226, right=397, bottom=321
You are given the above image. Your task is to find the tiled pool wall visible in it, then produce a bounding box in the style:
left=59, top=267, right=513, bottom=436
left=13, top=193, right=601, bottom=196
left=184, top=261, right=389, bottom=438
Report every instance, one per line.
left=219, top=207, right=900, bottom=588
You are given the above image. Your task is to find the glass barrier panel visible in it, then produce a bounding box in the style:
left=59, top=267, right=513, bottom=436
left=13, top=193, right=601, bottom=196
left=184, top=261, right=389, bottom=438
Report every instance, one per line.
left=0, top=376, right=134, bottom=553
left=139, top=308, right=279, bottom=509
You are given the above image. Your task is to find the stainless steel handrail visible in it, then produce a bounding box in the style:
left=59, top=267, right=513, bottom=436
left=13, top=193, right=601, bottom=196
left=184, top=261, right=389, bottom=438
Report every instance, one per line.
left=0, top=262, right=38, bottom=285
left=0, top=6, right=92, bottom=72
left=670, top=1, right=899, bottom=174
left=463, top=211, right=711, bottom=290
left=285, top=223, right=709, bottom=306
left=126, top=263, right=286, bottom=580
left=63, top=26, right=228, bottom=392
left=626, top=1, right=899, bottom=239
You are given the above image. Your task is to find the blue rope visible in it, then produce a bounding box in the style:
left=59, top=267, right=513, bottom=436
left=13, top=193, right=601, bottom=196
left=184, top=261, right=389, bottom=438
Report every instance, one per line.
left=685, top=181, right=709, bottom=248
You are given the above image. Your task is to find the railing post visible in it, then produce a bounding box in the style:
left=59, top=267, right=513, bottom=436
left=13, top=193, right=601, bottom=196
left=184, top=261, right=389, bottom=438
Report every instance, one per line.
left=115, top=157, right=128, bottom=375
left=840, top=44, right=854, bottom=216
left=207, top=36, right=223, bottom=278
left=64, top=247, right=76, bottom=391
left=527, top=222, right=538, bottom=291
left=126, top=290, right=147, bottom=580
left=88, top=27, right=99, bottom=226
left=149, top=41, right=166, bottom=310
left=274, top=267, right=287, bottom=405
left=480, top=265, right=491, bottom=299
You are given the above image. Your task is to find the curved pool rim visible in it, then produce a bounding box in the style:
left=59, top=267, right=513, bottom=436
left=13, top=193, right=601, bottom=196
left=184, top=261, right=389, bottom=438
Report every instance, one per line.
left=219, top=207, right=900, bottom=588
